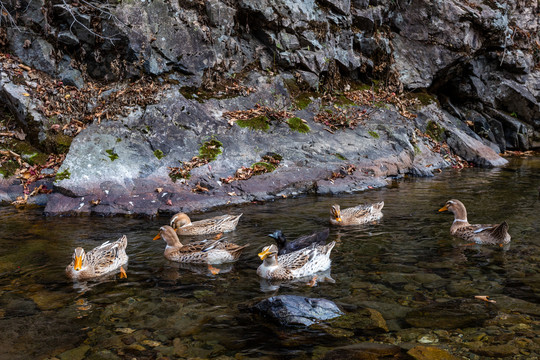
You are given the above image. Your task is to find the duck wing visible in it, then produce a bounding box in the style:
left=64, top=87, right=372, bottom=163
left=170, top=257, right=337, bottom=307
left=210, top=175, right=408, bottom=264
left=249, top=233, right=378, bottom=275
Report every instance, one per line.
left=283, top=228, right=330, bottom=254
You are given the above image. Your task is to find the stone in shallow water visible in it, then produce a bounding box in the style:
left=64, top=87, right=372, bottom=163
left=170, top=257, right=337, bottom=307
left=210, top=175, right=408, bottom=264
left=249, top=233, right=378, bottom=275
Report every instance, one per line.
left=58, top=344, right=90, bottom=360
left=467, top=343, right=519, bottom=358
left=405, top=299, right=496, bottom=329
left=323, top=342, right=403, bottom=359
left=407, top=345, right=460, bottom=360
left=325, top=307, right=389, bottom=335
left=253, top=295, right=343, bottom=326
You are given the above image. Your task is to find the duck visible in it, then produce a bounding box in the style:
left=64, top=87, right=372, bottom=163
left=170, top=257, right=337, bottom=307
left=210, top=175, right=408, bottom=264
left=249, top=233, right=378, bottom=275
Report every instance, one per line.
left=268, top=228, right=329, bottom=255
left=330, top=201, right=384, bottom=226
left=66, top=235, right=128, bottom=280
left=257, top=241, right=336, bottom=280
left=438, top=199, right=511, bottom=245
left=170, top=212, right=242, bottom=236
left=153, top=225, right=248, bottom=264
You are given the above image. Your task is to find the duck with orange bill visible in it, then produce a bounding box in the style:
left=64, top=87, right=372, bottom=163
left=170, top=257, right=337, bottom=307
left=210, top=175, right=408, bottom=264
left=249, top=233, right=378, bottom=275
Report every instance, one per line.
left=257, top=241, right=336, bottom=281
left=154, top=225, right=248, bottom=264
left=438, top=199, right=511, bottom=245
left=66, top=235, right=128, bottom=280
left=330, top=201, right=384, bottom=226
left=170, top=212, right=242, bottom=236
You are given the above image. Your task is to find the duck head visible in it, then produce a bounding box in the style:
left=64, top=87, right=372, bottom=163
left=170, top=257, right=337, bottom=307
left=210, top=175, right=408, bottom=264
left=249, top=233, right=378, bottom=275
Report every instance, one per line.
left=153, top=225, right=182, bottom=247
left=439, top=199, right=468, bottom=221
left=170, top=213, right=192, bottom=229
left=331, top=204, right=342, bottom=222
left=72, top=247, right=86, bottom=271
left=258, top=244, right=279, bottom=265
left=268, top=230, right=286, bottom=247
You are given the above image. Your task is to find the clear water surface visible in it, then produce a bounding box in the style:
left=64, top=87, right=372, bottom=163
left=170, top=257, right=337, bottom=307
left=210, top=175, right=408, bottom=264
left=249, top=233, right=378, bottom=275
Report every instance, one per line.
left=0, top=156, right=539, bottom=359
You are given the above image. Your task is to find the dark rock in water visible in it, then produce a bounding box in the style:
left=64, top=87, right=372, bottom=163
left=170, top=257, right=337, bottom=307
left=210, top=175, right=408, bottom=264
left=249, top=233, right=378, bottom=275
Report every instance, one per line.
left=323, top=342, right=403, bottom=360
left=405, top=299, right=497, bottom=329
left=407, top=345, right=461, bottom=360
left=253, top=295, right=343, bottom=326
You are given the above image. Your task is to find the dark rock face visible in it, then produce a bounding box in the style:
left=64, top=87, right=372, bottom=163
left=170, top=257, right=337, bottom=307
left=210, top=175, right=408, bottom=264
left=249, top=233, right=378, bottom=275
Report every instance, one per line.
left=253, top=295, right=344, bottom=326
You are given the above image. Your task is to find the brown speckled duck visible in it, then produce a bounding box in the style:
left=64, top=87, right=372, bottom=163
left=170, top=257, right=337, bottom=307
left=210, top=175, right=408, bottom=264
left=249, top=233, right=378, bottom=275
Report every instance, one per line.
left=66, top=235, right=128, bottom=280
left=330, top=201, right=384, bottom=226
left=170, top=212, right=242, bottom=236
left=154, top=225, right=248, bottom=264
left=438, top=199, right=511, bottom=245
left=257, top=242, right=336, bottom=280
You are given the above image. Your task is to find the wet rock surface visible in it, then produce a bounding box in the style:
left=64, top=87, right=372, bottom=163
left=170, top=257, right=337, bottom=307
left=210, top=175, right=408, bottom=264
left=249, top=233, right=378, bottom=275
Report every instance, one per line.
left=253, top=295, right=344, bottom=326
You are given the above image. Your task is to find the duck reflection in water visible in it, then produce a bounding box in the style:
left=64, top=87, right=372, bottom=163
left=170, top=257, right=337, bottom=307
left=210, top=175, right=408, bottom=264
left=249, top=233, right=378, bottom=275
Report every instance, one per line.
left=259, top=268, right=335, bottom=292
left=160, top=262, right=235, bottom=281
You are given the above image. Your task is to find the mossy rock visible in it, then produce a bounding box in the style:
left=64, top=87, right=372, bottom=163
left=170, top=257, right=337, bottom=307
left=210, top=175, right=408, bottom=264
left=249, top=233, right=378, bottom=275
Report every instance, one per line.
left=334, top=153, right=347, bottom=160
left=6, top=139, right=48, bottom=165
left=198, top=139, right=223, bottom=161
left=368, top=130, right=380, bottom=139
left=411, top=91, right=438, bottom=106
left=236, top=116, right=270, bottom=132
left=334, top=95, right=356, bottom=107
left=294, top=92, right=316, bottom=110
left=0, top=159, right=20, bottom=178
left=251, top=161, right=276, bottom=173
left=55, top=168, right=71, bottom=181
left=287, top=117, right=310, bottom=133
left=154, top=149, right=164, bottom=160
left=43, top=133, right=73, bottom=154
left=426, top=121, right=445, bottom=142
left=105, top=149, right=119, bottom=161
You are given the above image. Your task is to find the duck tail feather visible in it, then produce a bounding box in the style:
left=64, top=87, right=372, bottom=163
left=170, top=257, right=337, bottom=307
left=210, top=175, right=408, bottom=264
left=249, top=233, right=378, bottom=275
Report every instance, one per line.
left=489, top=221, right=509, bottom=240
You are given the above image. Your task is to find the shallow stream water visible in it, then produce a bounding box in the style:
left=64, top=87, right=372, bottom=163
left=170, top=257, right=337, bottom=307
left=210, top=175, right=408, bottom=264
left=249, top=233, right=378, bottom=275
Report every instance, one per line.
left=1, top=156, right=539, bottom=359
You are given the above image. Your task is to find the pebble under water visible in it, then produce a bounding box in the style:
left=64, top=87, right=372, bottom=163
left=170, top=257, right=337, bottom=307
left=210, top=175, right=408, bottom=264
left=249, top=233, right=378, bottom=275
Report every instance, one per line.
left=0, top=156, right=539, bottom=359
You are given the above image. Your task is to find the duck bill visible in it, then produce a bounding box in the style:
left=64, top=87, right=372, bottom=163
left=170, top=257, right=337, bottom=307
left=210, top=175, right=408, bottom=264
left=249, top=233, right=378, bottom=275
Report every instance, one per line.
left=153, top=233, right=161, bottom=240
left=335, top=217, right=342, bottom=222
left=438, top=205, right=448, bottom=212
left=258, top=249, right=271, bottom=260
left=74, top=255, right=83, bottom=271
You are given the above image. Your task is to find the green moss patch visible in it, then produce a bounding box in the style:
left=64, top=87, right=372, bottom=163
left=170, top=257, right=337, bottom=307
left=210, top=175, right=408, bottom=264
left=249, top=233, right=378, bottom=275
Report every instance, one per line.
left=368, top=131, right=380, bottom=139
left=198, top=139, right=223, bottom=161
left=334, top=153, right=347, bottom=160
left=168, top=138, right=223, bottom=182
left=0, top=160, right=20, bottom=178
left=236, top=116, right=270, bottom=132
left=105, top=149, right=119, bottom=161
left=154, top=149, right=164, bottom=160
left=426, top=121, right=445, bottom=142
left=55, top=168, right=71, bottom=181
left=294, top=92, right=315, bottom=110
left=412, top=91, right=437, bottom=106
left=287, top=117, right=310, bottom=133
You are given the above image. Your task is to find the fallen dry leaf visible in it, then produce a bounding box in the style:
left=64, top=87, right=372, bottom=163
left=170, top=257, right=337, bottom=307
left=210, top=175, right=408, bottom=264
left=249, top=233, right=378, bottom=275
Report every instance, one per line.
left=474, top=295, right=496, bottom=303
left=155, top=187, right=163, bottom=193
left=166, top=199, right=173, bottom=206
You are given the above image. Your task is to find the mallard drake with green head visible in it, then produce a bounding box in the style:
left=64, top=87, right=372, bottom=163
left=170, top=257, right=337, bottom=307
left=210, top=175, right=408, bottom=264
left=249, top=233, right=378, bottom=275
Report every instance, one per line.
left=170, top=212, right=242, bottom=236
left=66, top=235, right=128, bottom=280
left=438, top=199, right=511, bottom=245
left=330, top=201, right=384, bottom=226
left=257, top=241, right=336, bottom=280
left=154, top=225, right=248, bottom=264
